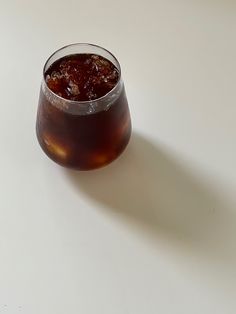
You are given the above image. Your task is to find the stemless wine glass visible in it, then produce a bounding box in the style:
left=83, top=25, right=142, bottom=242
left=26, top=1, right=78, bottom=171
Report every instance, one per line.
left=36, top=43, right=132, bottom=170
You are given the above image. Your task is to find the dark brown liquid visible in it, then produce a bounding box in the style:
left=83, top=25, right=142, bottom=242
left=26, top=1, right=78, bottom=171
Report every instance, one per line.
left=36, top=54, right=131, bottom=170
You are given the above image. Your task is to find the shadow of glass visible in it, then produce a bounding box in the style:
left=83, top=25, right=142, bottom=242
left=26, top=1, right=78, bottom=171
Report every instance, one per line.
left=63, top=132, right=236, bottom=267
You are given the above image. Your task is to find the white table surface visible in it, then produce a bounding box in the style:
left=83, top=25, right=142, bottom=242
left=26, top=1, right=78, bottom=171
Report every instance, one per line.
left=1, top=0, right=236, bottom=313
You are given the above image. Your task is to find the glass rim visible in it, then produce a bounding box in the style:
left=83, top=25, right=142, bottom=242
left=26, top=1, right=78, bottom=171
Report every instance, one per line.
left=42, top=42, right=122, bottom=105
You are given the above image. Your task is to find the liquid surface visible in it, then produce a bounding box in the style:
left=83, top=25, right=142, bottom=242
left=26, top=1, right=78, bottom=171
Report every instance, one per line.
left=45, top=54, right=119, bottom=101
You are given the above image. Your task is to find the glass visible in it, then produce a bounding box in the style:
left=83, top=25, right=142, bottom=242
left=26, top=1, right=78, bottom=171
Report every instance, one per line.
left=36, top=43, right=132, bottom=170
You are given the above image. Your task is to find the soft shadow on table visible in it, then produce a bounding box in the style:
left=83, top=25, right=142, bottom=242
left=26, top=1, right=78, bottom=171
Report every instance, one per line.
left=64, top=133, right=236, bottom=268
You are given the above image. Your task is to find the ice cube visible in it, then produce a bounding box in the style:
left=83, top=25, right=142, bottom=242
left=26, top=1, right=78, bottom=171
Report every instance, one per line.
left=43, top=133, right=68, bottom=160
left=68, top=80, right=80, bottom=96
left=51, top=71, right=62, bottom=79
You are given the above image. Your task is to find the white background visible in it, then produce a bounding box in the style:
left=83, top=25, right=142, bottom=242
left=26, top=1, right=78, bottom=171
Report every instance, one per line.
left=1, top=0, right=236, bottom=313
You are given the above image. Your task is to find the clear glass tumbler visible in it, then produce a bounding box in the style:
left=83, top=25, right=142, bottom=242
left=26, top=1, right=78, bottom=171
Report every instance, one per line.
left=36, top=43, right=132, bottom=170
